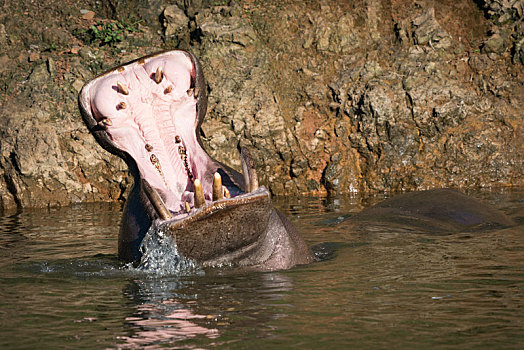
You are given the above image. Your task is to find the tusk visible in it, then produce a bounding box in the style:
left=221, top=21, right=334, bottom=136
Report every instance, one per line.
left=240, top=147, right=259, bottom=192
left=194, top=179, right=205, bottom=208
left=155, top=66, right=163, bottom=84
left=141, top=179, right=172, bottom=220
left=97, top=118, right=112, bottom=129
left=185, top=201, right=191, bottom=213
left=116, top=81, right=129, bottom=95
left=212, top=172, right=223, bottom=201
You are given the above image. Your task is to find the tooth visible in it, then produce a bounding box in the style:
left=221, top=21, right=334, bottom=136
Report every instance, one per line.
left=212, top=172, right=223, bottom=201
left=117, top=81, right=129, bottom=95
left=175, top=135, right=181, bottom=143
left=241, top=148, right=250, bottom=190
left=141, top=179, right=172, bottom=220
left=155, top=66, right=163, bottom=84
left=150, top=154, right=165, bottom=181
left=194, top=87, right=200, bottom=98
left=145, top=143, right=153, bottom=152
left=185, top=201, right=191, bottom=213
left=117, top=101, right=126, bottom=109
left=194, top=179, right=205, bottom=208
left=241, top=148, right=259, bottom=192
left=224, top=187, right=230, bottom=198
left=165, top=85, right=173, bottom=93
left=98, top=118, right=112, bottom=128
left=187, top=88, right=194, bottom=96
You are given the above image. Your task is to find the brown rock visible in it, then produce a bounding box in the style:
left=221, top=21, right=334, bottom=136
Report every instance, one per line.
left=0, top=55, right=9, bottom=73
left=28, top=52, right=40, bottom=62
left=81, top=11, right=95, bottom=20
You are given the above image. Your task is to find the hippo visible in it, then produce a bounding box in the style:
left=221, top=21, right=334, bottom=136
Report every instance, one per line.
left=342, top=188, right=515, bottom=234
left=78, top=50, right=314, bottom=271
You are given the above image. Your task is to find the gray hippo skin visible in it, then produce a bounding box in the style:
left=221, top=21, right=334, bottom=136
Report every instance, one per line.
left=78, top=50, right=314, bottom=271
left=344, top=188, right=515, bottom=234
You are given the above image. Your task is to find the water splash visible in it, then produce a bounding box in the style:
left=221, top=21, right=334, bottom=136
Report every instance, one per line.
left=136, top=223, right=203, bottom=276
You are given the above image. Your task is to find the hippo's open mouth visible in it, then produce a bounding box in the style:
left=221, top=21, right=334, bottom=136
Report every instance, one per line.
left=78, top=50, right=272, bottom=263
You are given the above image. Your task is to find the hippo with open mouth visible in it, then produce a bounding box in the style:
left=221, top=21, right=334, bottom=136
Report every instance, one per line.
left=78, top=50, right=315, bottom=271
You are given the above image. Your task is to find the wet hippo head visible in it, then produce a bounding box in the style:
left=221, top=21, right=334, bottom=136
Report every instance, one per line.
left=78, top=50, right=314, bottom=271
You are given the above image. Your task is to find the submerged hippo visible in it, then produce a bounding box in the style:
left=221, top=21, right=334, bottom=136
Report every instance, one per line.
left=343, top=188, right=514, bottom=234
left=78, top=50, right=314, bottom=271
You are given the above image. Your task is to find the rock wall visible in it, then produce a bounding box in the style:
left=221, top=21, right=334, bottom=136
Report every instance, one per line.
left=0, top=0, right=522, bottom=210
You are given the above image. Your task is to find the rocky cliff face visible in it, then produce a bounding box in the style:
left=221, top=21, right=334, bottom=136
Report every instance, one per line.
left=0, top=0, right=522, bottom=210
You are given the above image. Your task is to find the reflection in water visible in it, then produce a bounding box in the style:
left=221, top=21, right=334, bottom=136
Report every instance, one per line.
left=120, top=298, right=220, bottom=347
left=121, top=279, right=219, bottom=347
left=0, top=189, right=522, bottom=348
left=119, top=272, right=293, bottom=348
left=119, top=272, right=296, bottom=347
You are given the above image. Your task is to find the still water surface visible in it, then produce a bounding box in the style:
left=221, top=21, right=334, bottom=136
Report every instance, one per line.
left=0, top=189, right=522, bottom=349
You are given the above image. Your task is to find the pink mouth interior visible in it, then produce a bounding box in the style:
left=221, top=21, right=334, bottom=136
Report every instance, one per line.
left=86, top=52, right=222, bottom=214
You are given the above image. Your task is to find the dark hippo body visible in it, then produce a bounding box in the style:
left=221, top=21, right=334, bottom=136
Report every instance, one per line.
left=343, top=188, right=514, bottom=234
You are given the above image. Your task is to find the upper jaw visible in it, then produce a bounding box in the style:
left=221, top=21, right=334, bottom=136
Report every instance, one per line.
left=78, top=49, right=224, bottom=212
left=78, top=50, right=206, bottom=161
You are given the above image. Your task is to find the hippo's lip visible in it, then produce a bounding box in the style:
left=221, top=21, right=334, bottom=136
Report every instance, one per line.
left=159, top=187, right=273, bottom=262
left=161, top=186, right=270, bottom=225
left=78, top=50, right=260, bottom=221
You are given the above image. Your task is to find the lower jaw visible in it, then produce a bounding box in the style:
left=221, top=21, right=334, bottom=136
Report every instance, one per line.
left=153, top=187, right=273, bottom=262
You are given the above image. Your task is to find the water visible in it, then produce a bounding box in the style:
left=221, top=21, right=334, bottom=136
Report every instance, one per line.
left=0, top=189, right=522, bottom=349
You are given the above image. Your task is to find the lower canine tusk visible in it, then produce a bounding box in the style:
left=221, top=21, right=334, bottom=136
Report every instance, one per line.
left=241, top=148, right=259, bottom=192
left=212, top=172, right=223, bottom=201
left=141, top=179, right=172, bottom=220
left=97, top=118, right=112, bottom=129
left=194, top=179, right=205, bottom=208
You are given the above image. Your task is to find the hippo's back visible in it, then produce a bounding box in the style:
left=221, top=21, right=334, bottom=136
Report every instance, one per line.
left=347, top=188, right=514, bottom=233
